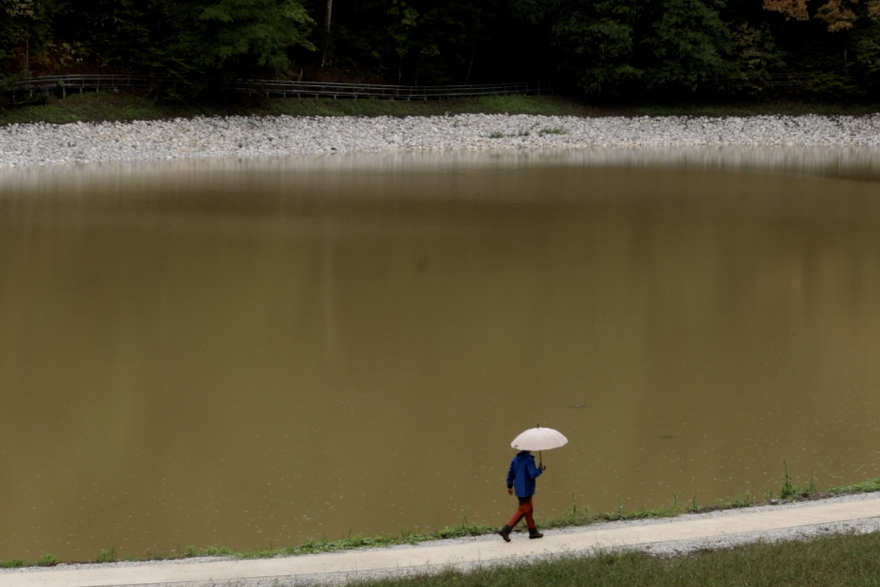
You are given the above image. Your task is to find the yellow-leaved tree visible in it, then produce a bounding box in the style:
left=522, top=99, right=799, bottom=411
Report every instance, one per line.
left=764, top=0, right=880, bottom=31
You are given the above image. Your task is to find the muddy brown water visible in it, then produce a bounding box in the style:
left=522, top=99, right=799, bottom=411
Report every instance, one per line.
left=1, top=151, right=880, bottom=561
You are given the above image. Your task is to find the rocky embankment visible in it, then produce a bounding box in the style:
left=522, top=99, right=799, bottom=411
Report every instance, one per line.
left=2, top=113, right=880, bottom=168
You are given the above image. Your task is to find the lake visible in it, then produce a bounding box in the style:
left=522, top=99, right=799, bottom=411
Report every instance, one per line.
left=1, top=149, right=879, bottom=561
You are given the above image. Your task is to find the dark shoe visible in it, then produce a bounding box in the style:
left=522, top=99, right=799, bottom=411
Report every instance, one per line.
left=529, top=528, right=543, bottom=539
left=499, top=525, right=512, bottom=542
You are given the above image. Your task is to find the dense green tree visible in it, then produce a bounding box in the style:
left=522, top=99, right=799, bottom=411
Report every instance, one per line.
left=385, top=0, right=419, bottom=83
left=853, top=20, right=880, bottom=89
left=552, top=0, right=643, bottom=97
left=729, top=20, right=786, bottom=92
left=0, top=0, right=34, bottom=74
left=176, top=0, right=315, bottom=82
left=47, top=0, right=175, bottom=72
left=5, top=0, right=880, bottom=101
left=314, top=0, right=499, bottom=84
left=404, top=0, right=496, bottom=84
left=640, top=0, right=739, bottom=92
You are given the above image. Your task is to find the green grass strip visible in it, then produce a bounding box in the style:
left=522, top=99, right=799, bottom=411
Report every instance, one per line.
left=0, top=92, right=592, bottom=126
left=2, top=91, right=879, bottom=126
left=346, top=532, right=880, bottom=587
left=830, top=477, right=880, bottom=495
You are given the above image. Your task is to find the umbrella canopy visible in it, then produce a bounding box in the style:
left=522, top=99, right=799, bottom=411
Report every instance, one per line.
left=511, top=426, right=568, bottom=451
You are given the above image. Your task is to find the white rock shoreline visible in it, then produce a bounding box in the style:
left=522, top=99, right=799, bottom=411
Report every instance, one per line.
left=2, top=112, right=880, bottom=169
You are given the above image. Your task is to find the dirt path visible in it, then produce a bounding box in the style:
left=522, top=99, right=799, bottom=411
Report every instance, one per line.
left=3, top=493, right=879, bottom=587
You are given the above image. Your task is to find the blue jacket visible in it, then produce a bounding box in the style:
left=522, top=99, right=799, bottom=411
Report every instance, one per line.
left=507, top=451, right=542, bottom=497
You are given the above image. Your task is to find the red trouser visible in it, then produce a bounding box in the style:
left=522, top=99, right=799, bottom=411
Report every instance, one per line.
left=507, top=495, right=536, bottom=529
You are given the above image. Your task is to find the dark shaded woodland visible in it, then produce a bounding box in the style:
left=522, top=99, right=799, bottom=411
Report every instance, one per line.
left=2, top=0, right=879, bottom=100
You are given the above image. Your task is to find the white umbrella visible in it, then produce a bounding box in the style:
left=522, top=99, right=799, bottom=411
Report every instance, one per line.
left=510, top=424, right=568, bottom=465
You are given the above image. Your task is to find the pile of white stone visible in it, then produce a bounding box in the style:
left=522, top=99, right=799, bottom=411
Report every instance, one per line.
left=1, top=112, right=880, bottom=168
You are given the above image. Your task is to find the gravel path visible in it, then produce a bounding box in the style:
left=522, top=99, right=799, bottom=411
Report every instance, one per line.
left=2, top=113, right=880, bottom=168
left=2, top=493, right=879, bottom=587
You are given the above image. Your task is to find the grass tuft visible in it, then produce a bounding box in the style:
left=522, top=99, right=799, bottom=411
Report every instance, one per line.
left=203, top=545, right=235, bottom=556
left=37, top=553, right=58, bottom=567
left=780, top=459, right=796, bottom=499
left=713, top=488, right=758, bottom=509
left=96, top=547, right=116, bottom=563
left=538, top=126, right=567, bottom=135
left=687, top=490, right=700, bottom=513
left=2, top=554, right=58, bottom=568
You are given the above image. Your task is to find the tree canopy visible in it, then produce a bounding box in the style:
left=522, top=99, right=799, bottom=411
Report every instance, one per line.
left=2, top=0, right=880, bottom=100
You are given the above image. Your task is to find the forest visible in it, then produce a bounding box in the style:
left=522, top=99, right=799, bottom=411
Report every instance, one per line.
left=1, top=0, right=879, bottom=101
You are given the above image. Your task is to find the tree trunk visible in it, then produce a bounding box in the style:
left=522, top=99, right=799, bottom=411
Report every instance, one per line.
left=465, top=42, right=476, bottom=83
left=320, top=0, right=333, bottom=68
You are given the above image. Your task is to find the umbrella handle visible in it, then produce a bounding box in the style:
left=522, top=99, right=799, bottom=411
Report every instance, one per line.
left=536, top=424, right=543, bottom=467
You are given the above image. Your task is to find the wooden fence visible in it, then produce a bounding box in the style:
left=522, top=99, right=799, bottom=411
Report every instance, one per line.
left=4, top=75, right=549, bottom=100
left=3, top=73, right=810, bottom=102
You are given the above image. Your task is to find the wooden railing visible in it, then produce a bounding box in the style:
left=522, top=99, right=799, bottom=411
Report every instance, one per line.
left=233, top=79, right=546, bottom=99
left=11, top=74, right=156, bottom=98
left=4, top=75, right=549, bottom=100
left=1, top=72, right=821, bottom=101
left=767, top=73, right=811, bottom=87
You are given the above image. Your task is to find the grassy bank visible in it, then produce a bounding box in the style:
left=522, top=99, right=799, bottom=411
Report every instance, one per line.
left=0, top=92, right=593, bottom=126
left=1, top=91, right=879, bottom=126
left=2, top=470, right=879, bottom=569
left=348, top=532, right=880, bottom=587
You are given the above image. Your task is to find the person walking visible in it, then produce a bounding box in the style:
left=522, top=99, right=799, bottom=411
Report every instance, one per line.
left=499, top=449, right=545, bottom=541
